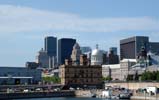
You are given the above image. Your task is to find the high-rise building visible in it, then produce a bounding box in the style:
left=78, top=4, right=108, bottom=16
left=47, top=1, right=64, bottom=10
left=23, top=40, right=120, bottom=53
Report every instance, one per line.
left=45, top=36, right=57, bottom=57
left=71, top=43, right=82, bottom=65
left=109, top=47, right=117, bottom=55
left=80, top=47, right=92, bottom=65
left=120, top=36, right=159, bottom=60
left=80, top=47, right=92, bottom=54
left=108, top=49, right=119, bottom=64
left=120, top=36, right=149, bottom=60
left=36, top=48, right=49, bottom=68
left=58, top=38, right=76, bottom=65
left=44, top=36, right=57, bottom=69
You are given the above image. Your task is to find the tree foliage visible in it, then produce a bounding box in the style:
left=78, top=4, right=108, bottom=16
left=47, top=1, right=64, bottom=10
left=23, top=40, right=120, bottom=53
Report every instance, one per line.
left=126, top=75, right=133, bottom=81
left=141, top=71, right=159, bottom=81
left=102, top=76, right=112, bottom=81
left=42, top=76, right=61, bottom=83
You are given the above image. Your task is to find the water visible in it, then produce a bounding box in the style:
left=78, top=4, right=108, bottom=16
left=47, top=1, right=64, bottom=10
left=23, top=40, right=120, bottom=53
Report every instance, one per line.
left=14, top=97, right=112, bottom=100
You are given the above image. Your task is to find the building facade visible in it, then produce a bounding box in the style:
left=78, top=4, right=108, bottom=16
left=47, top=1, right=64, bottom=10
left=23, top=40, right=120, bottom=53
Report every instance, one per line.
left=102, top=59, right=137, bottom=81
left=36, top=48, right=49, bottom=68
left=120, top=36, right=159, bottom=60
left=60, top=44, right=102, bottom=88
left=80, top=47, right=92, bottom=54
left=58, top=38, right=76, bottom=65
left=120, top=36, right=149, bottom=60
left=60, top=64, right=102, bottom=88
left=71, top=43, right=82, bottom=65
left=44, top=36, right=57, bottom=69
left=109, top=47, right=117, bottom=55
left=108, top=47, right=119, bottom=64
left=44, top=36, right=57, bottom=57
left=0, top=67, right=41, bottom=85
left=91, top=45, right=104, bottom=65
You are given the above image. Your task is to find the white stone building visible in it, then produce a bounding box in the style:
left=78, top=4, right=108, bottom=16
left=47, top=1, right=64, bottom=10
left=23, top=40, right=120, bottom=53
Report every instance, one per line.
left=91, top=45, right=104, bottom=65
left=102, top=59, right=137, bottom=80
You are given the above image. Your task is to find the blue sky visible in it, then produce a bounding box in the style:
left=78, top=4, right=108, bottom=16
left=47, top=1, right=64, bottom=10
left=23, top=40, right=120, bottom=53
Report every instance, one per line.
left=0, top=0, right=159, bottom=66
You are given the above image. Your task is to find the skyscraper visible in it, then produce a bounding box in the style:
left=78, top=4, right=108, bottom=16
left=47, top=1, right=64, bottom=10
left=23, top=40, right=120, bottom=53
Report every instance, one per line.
left=36, top=48, right=49, bottom=68
left=80, top=47, right=92, bottom=54
left=109, top=47, right=117, bottom=55
left=108, top=48, right=119, bottom=64
left=45, top=36, right=57, bottom=57
left=120, top=36, right=149, bottom=60
left=44, top=36, right=57, bottom=69
left=58, top=38, right=76, bottom=65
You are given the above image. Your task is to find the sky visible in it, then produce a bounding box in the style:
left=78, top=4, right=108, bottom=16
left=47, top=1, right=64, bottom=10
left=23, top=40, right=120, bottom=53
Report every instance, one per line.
left=0, top=0, right=159, bottom=66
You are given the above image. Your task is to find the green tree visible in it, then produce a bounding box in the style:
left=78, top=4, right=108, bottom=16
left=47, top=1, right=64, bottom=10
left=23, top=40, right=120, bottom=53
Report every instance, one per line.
left=156, top=71, right=159, bottom=81
left=126, top=75, right=133, bottom=81
left=141, top=71, right=156, bottom=81
left=102, top=76, right=112, bottom=81
left=42, top=76, right=61, bottom=84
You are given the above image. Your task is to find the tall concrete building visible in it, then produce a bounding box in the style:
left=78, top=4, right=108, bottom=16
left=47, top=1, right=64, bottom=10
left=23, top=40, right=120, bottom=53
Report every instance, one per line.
left=120, top=36, right=149, bottom=60
left=120, top=36, right=159, bottom=60
left=44, top=36, right=57, bottom=69
left=36, top=48, right=49, bottom=68
left=58, top=38, right=76, bottom=65
left=71, top=43, right=82, bottom=65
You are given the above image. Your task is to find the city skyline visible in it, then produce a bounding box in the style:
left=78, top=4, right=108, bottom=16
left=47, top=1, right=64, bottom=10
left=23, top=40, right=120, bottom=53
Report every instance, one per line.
left=0, top=0, right=159, bottom=66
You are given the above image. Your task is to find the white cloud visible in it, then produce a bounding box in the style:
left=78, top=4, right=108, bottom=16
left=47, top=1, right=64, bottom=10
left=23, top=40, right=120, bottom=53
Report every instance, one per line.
left=0, top=4, right=159, bottom=33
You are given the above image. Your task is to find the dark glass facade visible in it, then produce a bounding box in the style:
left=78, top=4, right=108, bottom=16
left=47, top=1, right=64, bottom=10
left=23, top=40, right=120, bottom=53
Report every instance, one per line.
left=44, top=36, right=57, bottom=57
left=58, top=38, right=76, bottom=65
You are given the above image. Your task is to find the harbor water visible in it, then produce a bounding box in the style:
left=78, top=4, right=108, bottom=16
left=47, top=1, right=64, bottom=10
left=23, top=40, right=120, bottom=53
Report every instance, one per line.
left=14, top=97, right=126, bottom=100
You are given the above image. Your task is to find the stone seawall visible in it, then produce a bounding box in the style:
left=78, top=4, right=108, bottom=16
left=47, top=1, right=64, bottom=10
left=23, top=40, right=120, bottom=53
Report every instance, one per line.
left=0, top=91, right=75, bottom=100
left=105, top=82, right=159, bottom=90
left=75, top=90, right=102, bottom=97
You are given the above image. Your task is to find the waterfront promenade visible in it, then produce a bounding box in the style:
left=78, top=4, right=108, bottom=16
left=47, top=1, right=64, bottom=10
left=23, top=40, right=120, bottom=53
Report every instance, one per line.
left=0, top=90, right=75, bottom=99
left=1, top=84, right=159, bottom=100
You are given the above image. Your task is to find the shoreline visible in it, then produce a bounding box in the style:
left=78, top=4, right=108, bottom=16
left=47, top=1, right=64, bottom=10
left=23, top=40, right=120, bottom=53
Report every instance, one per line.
left=1, top=89, right=159, bottom=100
left=0, top=91, right=75, bottom=100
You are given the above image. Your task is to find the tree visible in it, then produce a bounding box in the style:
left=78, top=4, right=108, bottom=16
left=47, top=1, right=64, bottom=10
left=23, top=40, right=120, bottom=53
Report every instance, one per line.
left=42, top=76, right=61, bottom=84
left=141, top=71, right=156, bottom=81
left=102, top=76, right=112, bottom=81
left=126, top=75, right=133, bottom=81
left=156, top=71, right=159, bottom=81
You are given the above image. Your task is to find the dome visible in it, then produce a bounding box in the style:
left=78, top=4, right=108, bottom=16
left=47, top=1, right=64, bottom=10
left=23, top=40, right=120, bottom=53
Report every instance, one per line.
left=91, top=44, right=103, bottom=56
left=92, top=49, right=103, bottom=56
left=91, top=44, right=103, bottom=65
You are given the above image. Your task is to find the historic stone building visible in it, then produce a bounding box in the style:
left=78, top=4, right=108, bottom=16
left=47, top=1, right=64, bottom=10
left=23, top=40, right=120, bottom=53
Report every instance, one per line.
left=60, top=64, right=102, bottom=88
left=71, top=43, right=82, bottom=65
left=60, top=43, right=102, bottom=88
left=102, top=59, right=137, bottom=80
left=91, top=45, right=104, bottom=65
